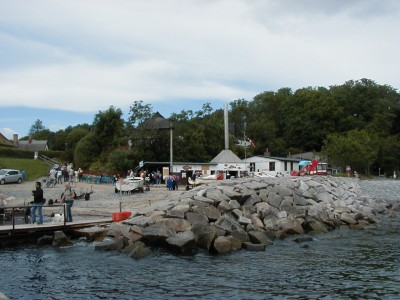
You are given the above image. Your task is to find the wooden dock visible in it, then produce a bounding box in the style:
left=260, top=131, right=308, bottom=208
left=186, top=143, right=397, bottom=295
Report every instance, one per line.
left=0, top=218, right=113, bottom=247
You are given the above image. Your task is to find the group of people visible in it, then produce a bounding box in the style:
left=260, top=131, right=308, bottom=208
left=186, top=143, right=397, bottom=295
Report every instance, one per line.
left=30, top=181, right=76, bottom=225
left=166, top=175, right=180, bottom=190
left=48, top=163, right=84, bottom=185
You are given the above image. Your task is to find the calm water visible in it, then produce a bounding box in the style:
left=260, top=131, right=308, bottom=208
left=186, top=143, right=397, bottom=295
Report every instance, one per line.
left=1, top=217, right=399, bottom=300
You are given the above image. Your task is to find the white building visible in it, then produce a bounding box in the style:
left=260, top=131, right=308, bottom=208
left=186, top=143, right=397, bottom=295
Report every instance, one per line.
left=242, top=155, right=301, bottom=177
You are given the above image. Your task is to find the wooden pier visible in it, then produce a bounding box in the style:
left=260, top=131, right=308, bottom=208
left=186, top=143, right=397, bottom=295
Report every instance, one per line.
left=0, top=204, right=113, bottom=247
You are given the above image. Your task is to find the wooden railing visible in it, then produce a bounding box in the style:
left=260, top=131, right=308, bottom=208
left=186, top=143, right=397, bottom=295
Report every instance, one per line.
left=0, top=204, right=66, bottom=230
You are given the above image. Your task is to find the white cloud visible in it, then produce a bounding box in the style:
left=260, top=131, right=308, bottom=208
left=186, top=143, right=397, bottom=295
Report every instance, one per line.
left=0, top=128, right=18, bottom=140
left=0, top=0, right=399, bottom=116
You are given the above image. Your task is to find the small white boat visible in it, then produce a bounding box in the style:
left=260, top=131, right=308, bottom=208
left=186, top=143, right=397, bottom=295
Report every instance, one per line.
left=188, top=174, right=219, bottom=186
left=252, top=171, right=275, bottom=178
left=115, top=177, right=144, bottom=193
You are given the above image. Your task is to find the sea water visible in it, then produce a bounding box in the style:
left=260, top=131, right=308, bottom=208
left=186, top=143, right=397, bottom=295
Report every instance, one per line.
left=0, top=216, right=399, bottom=300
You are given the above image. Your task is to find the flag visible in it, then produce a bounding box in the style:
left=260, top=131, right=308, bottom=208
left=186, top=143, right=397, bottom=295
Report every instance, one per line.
left=248, top=138, right=256, bottom=148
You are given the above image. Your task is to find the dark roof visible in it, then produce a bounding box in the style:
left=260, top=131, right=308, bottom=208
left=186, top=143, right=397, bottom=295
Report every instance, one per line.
left=257, top=155, right=302, bottom=162
left=17, top=140, right=48, bottom=151
left=142, top=112, right=172, bottom=130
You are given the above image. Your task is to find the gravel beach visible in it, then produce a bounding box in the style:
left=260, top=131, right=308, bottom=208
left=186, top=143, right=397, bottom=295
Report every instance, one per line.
left=0, top=179, right=185, bottom=219
left=1, top=178, right=399, bottom=220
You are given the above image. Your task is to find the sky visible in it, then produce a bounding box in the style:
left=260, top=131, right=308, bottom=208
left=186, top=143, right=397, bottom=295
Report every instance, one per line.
left=1, top=0, right=399, bottom=140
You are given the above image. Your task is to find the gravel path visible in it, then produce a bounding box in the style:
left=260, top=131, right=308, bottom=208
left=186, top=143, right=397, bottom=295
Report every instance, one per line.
left=0, top=180, right=182, bottom=218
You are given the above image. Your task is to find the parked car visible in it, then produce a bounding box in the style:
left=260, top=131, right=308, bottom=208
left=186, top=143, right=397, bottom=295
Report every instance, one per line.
left=0, top=169, right=23, bottom=184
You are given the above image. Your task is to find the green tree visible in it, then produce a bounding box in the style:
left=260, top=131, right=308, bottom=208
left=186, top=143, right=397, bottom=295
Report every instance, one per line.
left=229, top=99, right=249, bottom=140
left=92, top=106, right=124, bottom=152
left=107, top=149, right=136, bottom=174
left=247, top=90, right=285, bottom=156
left=28, top=119, right=46, bottom=136
left=322, top=129, right=378, bottom=174
left=281, top=87, right=343, bottom=152
left=74, top=133, right=102, bottom=169
left=127, top=100, right=153, bottom=128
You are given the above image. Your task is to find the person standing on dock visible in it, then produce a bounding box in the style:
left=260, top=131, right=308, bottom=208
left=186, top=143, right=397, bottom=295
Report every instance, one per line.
left=61, top=182, right=76, bottom=222
left=31, top=181, right=45, bottom=225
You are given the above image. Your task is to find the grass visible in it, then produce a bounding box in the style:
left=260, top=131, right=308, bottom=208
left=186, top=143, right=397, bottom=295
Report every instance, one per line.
left=0, top=157, right=50, bottom=182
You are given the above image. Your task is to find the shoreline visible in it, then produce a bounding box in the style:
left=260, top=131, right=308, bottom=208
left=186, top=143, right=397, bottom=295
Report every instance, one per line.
left=1, top=178, right=399, bottom=219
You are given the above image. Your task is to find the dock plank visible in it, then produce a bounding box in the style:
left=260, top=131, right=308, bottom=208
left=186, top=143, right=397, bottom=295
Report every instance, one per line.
left=0, top=218, right=113, bottom=236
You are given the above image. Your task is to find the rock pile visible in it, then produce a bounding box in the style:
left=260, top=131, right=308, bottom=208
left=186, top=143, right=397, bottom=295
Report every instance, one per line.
left=74, top=176, right=396, bottom=257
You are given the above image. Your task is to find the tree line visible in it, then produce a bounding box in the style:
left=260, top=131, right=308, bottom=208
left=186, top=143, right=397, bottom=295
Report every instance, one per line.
left=26, top=78, right=400, bottom=176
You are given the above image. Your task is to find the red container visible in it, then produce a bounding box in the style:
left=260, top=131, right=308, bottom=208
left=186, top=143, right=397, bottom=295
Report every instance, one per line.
left=112, top=211, right=132, bottom=222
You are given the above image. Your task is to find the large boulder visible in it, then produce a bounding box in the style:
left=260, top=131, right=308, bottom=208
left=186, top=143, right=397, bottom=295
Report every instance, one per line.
left=248, top=230, right=273, bottom=245
left=95, top=236, right=124, bottom=251
left=166, top=231, right=198, bottom=255
left=141, top=225, right=177, bottom=245
left=52, top=231, right=73, bottom=247
left=191, top=224, right=219, bottom=251
left=155, top=217, right=192, bottom=232
left=72, top=226, right=109, bottom=242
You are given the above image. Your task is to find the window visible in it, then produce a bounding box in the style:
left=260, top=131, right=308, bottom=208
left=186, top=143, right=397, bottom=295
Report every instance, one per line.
left=249, top=163, right=255, bottom=172
left=269, top=162, right=275, bottom=171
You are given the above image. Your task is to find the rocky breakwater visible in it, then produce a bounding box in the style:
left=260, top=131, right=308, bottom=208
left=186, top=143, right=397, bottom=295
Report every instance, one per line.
left=73, top=176, right=396, bottom=257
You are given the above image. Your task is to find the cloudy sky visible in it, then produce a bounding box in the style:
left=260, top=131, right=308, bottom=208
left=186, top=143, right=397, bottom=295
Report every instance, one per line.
left=1, top=0, right=399, bottom=139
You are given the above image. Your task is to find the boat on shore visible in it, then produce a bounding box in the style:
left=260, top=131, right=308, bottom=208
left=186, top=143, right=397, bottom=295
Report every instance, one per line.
left=188, top=174, right=223, bottom=186
left=115, top=177, right=144, bottom=193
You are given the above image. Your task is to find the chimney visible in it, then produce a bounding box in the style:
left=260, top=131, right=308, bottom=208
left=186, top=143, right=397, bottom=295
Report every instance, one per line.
left=13, top=134, right=18, bottom=147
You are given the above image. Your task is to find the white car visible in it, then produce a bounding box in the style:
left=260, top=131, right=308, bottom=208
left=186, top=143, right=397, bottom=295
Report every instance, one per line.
left=0, top=169, right=23, bottom=184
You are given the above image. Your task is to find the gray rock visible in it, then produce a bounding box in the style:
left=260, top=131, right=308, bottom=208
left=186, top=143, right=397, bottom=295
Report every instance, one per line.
left=191, top=223, right=218, bottom=251
left=124, top=215, right=151, bottom=227
left=52, top=231, right=73, bottom=247
left=243, top=194, right=262, bottom=206
left=238, top=216, right=252, bottom=226
left=213, top=236, right=234, bottom=254
left=206, top=188, right=231, bottom=203
left=155, top=217, right=192, bottom=232
left=267, top=192, right=283, bottom=209
left=293, top=193, right=307, bottom=206
left=340, top=212, right=357, bottom=225
left=250, top=213, right=264, bottom=229
left=204, top=205, right=221, bottom=221
left=94, top=236, right=124, bottom=251
left=141, top=225, right=176, bottom=245
left=73, top=226, right=108, bottom=242
left=248, top=230, right=273, bottom=245
left=186, top=212, right=209, bottom=225
left=231, top=208, right=243, bottom=219
left=243, top=242, right=266, bottom=251
left=215, top=215, right=242, bottom=233
left=128, top=241, right=152, bottom=259
left=231, top=230, right=251, bottom=243
left=37, top=235, right=53, bottom=246
left=275, top=185, right=293, bottom=197
left=279, top=197, right=294, bottom=213
left=166, top=231, right=198, bottom=255
left=229, top=199, right=241, bottom=209
left=218, top=200, right=233, bottom=213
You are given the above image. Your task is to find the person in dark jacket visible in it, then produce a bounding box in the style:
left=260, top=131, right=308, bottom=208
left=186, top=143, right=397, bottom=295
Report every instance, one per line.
left=31, top=181, right=45, bottom=224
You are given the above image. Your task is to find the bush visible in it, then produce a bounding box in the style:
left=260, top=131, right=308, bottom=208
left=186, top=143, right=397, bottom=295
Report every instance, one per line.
left=0, top=148, right=34, bottom=159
